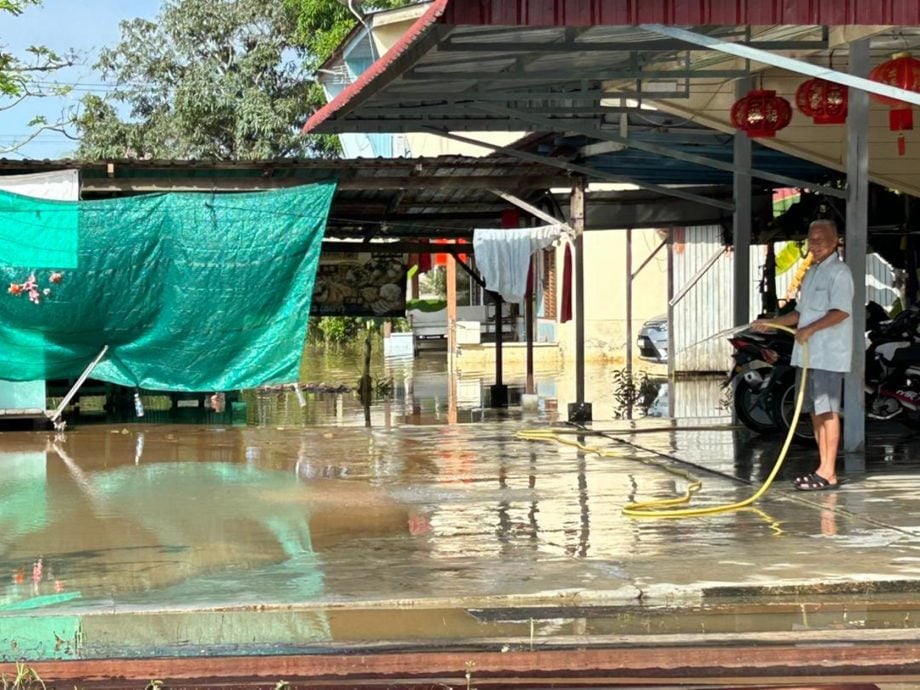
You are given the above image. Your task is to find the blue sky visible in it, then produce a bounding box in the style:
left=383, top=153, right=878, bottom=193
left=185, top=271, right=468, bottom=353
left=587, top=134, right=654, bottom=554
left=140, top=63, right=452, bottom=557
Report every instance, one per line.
left=0, top=0, right=161, bottom=159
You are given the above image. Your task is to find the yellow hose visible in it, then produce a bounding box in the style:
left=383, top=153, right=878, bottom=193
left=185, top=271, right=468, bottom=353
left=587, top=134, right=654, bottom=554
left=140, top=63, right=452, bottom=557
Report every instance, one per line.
left=516, top=324, right=807, bottom=519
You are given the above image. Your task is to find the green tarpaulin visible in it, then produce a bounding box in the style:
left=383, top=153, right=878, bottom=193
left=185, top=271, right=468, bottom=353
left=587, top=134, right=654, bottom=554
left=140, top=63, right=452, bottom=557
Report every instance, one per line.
left=0, top=183, right=334, bottom=390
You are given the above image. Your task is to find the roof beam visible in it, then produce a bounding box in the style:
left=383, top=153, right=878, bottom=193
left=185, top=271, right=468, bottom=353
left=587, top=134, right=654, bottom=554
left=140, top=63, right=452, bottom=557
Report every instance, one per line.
left=439, top=38, right=829, bottom=53
left=641, top=24, right=920, bottom=106
left=422, top=127, right=733, bottom=211
left=328, top=212, right=499, bottom=225
left=470, top=103, right=847, bottom=199
left=322, top=241, right=470, bottom=254
left=368, top=89, right=625, bottom=104
left=405, top=68, right=748, bottom=82
left=359, top=104, right=626, bottom=116
left=488, top=189, right=573, bottom=232
left=79, top=174, right=569, bottom=194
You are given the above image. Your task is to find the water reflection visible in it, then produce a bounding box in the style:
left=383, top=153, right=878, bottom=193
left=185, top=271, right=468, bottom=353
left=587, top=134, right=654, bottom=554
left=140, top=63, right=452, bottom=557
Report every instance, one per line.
left=246, top=346, right=670, bottom=428
left=0, top=429, right=429, bottom=614
left=0, top=419, right=695, bottom=614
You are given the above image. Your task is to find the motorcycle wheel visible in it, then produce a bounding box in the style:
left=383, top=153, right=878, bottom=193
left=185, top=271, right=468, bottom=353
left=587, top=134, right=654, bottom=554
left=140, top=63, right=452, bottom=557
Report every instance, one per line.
left=770, top=378, right=816, bottom=446
left=733, top=375, right=778, bottom=433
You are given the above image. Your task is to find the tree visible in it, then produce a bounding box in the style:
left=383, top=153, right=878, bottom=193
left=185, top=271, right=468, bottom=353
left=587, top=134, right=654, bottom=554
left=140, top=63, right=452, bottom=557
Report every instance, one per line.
left=0, top=0, right=77, bottom=154
left=283, top=0, right=418, bottom=150
left=73, top=0, right=323, bottom=160
left=284, top=0, right=419, bottom=71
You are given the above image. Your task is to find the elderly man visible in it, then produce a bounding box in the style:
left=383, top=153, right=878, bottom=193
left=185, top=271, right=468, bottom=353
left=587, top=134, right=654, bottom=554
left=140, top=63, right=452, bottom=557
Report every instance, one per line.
left=753, top=219, right=854, bottom=491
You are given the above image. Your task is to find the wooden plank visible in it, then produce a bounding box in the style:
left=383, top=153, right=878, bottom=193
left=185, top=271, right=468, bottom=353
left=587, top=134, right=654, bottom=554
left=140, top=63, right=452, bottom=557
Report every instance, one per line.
left=6, top=644, right=915, bottom=686
left=78, top=175, right=568, bottom=194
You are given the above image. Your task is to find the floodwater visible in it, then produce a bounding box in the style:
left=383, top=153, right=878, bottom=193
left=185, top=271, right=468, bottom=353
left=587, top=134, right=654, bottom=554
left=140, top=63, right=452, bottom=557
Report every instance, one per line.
left=2, top=347, right=920, bottom=659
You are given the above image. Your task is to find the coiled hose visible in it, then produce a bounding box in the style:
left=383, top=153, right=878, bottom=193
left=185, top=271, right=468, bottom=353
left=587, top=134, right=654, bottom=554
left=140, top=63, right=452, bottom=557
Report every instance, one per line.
left=516, top=324, right=806, bottom=519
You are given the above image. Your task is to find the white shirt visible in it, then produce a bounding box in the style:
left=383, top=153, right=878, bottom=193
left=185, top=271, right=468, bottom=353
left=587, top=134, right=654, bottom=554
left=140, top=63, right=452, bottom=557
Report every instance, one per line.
left=791, top=252, right=854, bottom=373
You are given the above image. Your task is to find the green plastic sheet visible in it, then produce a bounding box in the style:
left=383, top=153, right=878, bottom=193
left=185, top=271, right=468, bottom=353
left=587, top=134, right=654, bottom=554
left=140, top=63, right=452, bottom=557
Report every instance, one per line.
left=0, top=183, right=334, bottom=390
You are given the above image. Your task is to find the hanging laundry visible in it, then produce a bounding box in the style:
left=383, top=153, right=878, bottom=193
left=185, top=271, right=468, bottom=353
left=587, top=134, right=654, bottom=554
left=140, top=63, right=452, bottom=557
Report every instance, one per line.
left=418, top=251, right=432, bottom=274
left=472, top=224, right=562, bottom=303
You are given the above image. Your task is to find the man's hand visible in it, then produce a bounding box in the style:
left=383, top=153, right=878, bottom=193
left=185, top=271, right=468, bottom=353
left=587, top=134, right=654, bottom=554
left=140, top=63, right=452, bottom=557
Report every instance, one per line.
left=795, top=324, right=815, bottom=344
left=750, top=319, right=776, bottom=333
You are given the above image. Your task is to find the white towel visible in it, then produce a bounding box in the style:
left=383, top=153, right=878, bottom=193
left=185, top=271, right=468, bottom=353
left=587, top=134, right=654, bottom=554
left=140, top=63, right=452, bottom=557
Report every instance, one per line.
left=472, top=224, right=562, bottom=303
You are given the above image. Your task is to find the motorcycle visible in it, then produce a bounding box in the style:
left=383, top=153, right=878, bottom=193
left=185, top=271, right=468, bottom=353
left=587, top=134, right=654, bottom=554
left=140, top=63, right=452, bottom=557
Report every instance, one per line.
left=724, top=327, right=794, bottom=434
left=864, top=305, right=920, bottom=422
left=769, top=301, right=905, bottom=443
left=729, top=302, right=893, bottom=445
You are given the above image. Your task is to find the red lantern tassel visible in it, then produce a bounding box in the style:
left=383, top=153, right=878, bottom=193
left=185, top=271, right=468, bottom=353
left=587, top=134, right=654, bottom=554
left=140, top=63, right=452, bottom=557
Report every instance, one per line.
left=899, top=132, right=907, bottom=156
left=891, top=109, right=914, bottom=130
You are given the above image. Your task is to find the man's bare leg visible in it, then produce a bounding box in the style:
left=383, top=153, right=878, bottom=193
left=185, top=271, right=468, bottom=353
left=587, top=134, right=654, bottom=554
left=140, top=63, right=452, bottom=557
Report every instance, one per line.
left=811, top=411, right=840, bottom=485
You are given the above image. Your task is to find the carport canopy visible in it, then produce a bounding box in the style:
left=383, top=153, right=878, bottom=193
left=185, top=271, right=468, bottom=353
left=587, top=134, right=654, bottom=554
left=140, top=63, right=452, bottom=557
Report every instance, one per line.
left=302, top=0, right=920, bottom=450
left=305, top=0, right=920, bottom=198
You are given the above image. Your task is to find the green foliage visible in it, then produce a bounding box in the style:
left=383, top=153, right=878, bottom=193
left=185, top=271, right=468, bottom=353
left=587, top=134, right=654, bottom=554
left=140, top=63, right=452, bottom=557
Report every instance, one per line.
left=284, top=0, right=418, bottom=69
left=313, top=316, right=358, bottom=345
left=1, top=662, right=45, bottom=690
left=282, top=0, right=417, bottom=157
left=421, top=267, right=447, bottom=299
left=73, top=0, right=328, bottom=160
left=406, top=297, right=446, bottom=312
left=0, top=0, right=77, bottom=152
left=309, top=316, right=407, bottom=346
left=611, top=369, right=660, bottom=419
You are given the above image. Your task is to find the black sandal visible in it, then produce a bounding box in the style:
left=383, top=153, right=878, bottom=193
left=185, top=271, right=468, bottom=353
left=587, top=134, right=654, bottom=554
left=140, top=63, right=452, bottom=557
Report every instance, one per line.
left=794, top=473, right=839, bottom=491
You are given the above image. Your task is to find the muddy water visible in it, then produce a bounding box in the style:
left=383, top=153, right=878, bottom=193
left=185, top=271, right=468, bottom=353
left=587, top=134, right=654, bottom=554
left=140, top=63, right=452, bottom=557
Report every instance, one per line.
left=7, top=348, right=920, bottom=655
left=0, top=350, right=671, bottom=616
left=0, top=424, right=602, bottom=614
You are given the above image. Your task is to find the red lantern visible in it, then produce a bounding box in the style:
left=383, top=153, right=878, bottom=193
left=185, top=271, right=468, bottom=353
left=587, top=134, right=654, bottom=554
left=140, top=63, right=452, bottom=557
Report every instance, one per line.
left=869, top=51, right=920, bottom=155
left=730, top=90, right=792, bottom=138
left=795, top=78, right=848, bottom=124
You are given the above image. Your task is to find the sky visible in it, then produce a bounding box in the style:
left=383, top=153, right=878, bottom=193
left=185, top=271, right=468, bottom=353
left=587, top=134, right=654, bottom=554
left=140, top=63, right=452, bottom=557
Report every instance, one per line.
left=0, top=0, right=162, bottom=159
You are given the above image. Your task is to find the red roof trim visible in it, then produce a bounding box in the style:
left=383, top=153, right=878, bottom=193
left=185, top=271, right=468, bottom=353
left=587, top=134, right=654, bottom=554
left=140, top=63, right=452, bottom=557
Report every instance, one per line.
left=303, top=0, right=450, bottom=134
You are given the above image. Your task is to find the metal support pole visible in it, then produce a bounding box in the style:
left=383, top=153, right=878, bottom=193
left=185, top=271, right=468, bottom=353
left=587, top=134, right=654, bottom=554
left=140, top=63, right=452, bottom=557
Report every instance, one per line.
left=844, top=38, right=869, bottom=455
left=489, top=189, right=573, bottom=233
left=526, top=255, right=535, bottom=395
left=45, top=345, right=109, bottom=431
left=632, top=239, right=667, bottom=279
left=447, top=252, right=458, bottom=371
left=669, top=246, right=725, bottom=308
left=447, top=252, right=459, bottom=423
left=734, top=76, right=753, bottom=328
left=568, top=177, right=590, bottom=422
left=667, top=232, right=675, bottom=416
left=641, top=24, right=920, bottom=107
left=490, top=291, right=508, bottom=407
left=626, top=227, right=633, bottom=379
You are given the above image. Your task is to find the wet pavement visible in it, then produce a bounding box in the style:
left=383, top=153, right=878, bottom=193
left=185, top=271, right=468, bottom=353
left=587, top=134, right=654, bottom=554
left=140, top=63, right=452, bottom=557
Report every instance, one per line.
left=0, top=351, right=919, bottom=662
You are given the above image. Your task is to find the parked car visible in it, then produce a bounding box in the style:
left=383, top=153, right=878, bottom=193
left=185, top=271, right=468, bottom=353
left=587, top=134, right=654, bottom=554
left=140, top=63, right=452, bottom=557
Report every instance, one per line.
left=637, top=315, right=668, bottom=363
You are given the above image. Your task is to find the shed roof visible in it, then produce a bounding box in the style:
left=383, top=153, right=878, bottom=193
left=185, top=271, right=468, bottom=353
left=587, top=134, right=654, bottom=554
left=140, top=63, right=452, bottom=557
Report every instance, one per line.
left=0, top=156, right=748, bottom=239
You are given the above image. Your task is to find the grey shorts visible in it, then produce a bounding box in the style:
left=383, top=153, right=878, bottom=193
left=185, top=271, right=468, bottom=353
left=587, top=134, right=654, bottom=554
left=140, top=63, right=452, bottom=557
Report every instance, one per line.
left=794, top=367, right=844, bottom=415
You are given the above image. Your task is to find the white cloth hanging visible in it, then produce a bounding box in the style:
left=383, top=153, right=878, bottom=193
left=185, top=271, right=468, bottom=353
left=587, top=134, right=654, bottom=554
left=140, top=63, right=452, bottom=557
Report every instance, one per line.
left=472, top=224, right=563, bottom=303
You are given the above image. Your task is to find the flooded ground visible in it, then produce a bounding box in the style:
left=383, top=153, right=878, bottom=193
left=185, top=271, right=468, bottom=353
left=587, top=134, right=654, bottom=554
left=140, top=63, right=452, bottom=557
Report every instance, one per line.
left=1, top=347, right=920, bottom=661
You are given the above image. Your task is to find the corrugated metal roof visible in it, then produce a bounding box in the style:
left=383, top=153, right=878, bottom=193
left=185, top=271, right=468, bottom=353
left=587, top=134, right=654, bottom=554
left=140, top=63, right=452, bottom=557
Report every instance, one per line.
left=442, top=0, right=920, bottom=26
left=0, top=155, right=570, bottom=186
left=0, top=155, right=578, bottom=240
left=305, top=0, right=920, bottom=136
left=301, top=2, right=920, bottom=197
